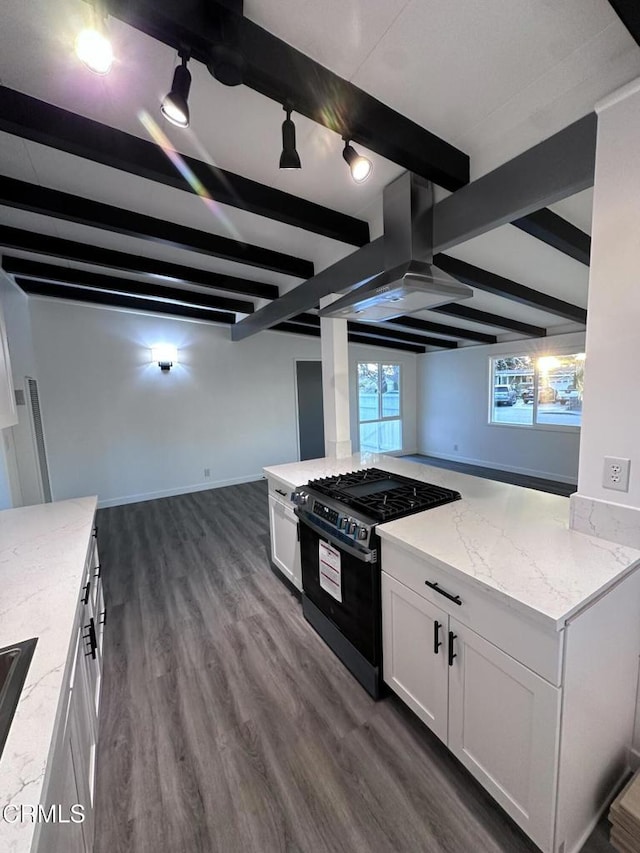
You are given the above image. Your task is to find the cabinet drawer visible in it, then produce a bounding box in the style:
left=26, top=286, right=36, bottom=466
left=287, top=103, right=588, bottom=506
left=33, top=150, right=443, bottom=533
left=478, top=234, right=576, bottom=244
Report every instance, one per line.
left=268, top=477, right=294, bottom=505
left=381, top=542, right=562, bottom=685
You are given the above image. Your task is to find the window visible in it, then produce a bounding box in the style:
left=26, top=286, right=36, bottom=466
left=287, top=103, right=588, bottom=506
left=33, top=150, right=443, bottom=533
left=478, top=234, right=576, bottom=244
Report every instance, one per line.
left=490, top=353, right=585, bottom=429
left=358, top=362, right=402, bottom=452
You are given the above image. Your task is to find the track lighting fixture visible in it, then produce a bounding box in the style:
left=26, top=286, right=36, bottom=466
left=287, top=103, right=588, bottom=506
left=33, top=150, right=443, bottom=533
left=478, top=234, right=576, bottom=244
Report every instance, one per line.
left=75, top=14, right=113, bottom=75
left=342, top=139, right=372, bottom=184
left=161, top=53, right=192, bottom=128
left=279, top=106, right=301, bottom=170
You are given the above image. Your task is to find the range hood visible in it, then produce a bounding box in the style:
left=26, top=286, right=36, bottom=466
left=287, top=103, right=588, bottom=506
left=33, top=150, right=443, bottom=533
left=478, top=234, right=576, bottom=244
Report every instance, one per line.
left=320, top=172, right=473, bottom=323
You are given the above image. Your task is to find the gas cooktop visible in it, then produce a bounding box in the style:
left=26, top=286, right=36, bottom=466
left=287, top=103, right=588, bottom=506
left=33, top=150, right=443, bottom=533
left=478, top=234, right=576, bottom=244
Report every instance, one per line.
left=306, top=467, right=461, bottom=524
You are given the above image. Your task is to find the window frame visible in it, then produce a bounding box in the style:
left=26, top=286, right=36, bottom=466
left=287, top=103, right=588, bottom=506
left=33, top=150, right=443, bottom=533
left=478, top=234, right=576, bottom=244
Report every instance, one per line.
left=357, top=362, right=403, bottom=451
left=488, top=348, right=584, bottom=433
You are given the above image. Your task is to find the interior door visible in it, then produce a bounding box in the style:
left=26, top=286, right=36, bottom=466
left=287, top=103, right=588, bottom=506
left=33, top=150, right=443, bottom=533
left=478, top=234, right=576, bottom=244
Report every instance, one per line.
left=381, top=572, right=449, bottom=743
left=295, top=360, right=325, bottom=461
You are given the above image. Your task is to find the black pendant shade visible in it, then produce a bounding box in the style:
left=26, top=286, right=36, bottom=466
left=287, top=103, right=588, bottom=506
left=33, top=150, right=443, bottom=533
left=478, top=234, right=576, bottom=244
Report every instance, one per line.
left=161, top=57, right=192, bottom=128
left=280, top=108, right=301, bottom=170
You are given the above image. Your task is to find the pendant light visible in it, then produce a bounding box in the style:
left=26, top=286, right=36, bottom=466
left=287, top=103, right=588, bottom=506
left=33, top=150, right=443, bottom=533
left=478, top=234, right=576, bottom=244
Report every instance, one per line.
left=279, top=105, right=301, bottom=170
left=342, top=139, right=372, bottom=183
left=161, top=52, right=192, bottom=128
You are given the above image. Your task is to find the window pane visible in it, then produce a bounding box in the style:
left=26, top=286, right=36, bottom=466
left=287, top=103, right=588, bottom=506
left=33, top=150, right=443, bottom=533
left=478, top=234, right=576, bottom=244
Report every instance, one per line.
left=358, top=362, right=379, bottom=422
left=359, top=419, right=402, bottom=452
left=535, top=354, right=584, bottom=427
left=490, top=356, right=533, bottom=425
left=381, top=364, right=400, bottom=417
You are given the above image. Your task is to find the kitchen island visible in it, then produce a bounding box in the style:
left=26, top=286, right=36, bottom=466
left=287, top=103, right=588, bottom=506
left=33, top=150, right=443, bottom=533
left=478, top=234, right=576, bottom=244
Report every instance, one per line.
left=0, top=497, right=102, bottom=853
left=264, top=453, right=640, bottom=853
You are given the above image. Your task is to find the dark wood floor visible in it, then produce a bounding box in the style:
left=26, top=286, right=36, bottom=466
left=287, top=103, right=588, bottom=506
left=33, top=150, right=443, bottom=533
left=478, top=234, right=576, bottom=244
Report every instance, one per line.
left=401, top=454, right=577, bottom=497
left=93, top=480, right=612, bottom=853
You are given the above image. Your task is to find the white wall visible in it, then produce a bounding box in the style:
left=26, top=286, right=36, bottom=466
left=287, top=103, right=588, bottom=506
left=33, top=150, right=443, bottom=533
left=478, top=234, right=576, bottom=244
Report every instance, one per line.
left=417, top=332, right=586, bottom=484
left=0, top=270, right=41, bottom=506
left=28, top=298, right=419, bottom=507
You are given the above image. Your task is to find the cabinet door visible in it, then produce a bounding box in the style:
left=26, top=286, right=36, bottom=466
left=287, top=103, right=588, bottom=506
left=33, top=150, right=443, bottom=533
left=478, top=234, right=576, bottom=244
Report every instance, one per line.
left=34, top=727, right=86, bottom=853
left=448, top=619, right=560, bottom=852
left=381, top=572, right=449, bottom=743
left=268, top=495, right=301, bottom=590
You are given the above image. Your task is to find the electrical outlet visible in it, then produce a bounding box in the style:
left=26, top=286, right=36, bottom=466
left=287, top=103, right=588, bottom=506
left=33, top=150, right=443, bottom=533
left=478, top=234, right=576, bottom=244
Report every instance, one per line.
left=204, top=468, right=211, bottom=479
left=453, top=444, right=459, bottom=451
left=603, top=457, right=630, bottom=492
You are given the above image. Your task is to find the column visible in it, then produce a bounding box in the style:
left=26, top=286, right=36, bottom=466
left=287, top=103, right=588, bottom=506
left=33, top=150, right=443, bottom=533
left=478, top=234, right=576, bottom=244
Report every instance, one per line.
left=320, top=294, right=352, bottom=459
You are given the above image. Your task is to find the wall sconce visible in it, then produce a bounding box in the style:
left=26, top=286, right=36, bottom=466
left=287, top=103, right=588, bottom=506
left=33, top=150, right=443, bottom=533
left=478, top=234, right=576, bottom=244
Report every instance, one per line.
left=151, top=344, right=178, bottom=372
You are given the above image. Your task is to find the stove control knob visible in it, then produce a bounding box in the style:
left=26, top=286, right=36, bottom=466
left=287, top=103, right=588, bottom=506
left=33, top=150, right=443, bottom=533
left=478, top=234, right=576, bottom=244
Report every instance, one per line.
left=292, top=491, right=308, bottom=505
left=340, top=517, right=349, bottom=530
left=348, top=521, right=358, bottom=535
left=358, top=527, right=368, bottom=540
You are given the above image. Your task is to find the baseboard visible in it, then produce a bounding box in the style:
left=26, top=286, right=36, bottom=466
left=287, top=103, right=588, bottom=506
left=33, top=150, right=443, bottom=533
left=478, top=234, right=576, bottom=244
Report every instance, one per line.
left=414, top=450, right=578, bottom=486
left=96, top=474, right=263, bottom=508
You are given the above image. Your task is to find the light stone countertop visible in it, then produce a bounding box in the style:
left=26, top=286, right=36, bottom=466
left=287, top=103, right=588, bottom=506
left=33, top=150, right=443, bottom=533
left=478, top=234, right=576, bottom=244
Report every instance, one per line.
left=264, top=455, right=640, bottom=631
left=0, top=496, right=97, bottom=853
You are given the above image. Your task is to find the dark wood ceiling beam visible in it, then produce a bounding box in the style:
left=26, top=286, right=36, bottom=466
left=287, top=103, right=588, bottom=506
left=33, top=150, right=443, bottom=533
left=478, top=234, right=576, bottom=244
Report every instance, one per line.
left=0, top=87, right=369, bottom=248
left=3, top=258, right=253, bottom=314
left=512, top=208, right=591, bottom=266
left=608, top=1, right=640, bottom=47
left=382, top=314, right=497, bottom=344
left=17, top=279, right=236, bottom=325
left=434, top=253, right=587, bottom=324
left=431, top=303, right=546, bottom=338
left=101, top=0, right=469, bottom=191
left=0, top=176, right=313, bottom=278
left=346, top=322, right=457, bottom=349
left=433, top=114, right=597, bottom=254
left=0, top=225, right=278, bottom=300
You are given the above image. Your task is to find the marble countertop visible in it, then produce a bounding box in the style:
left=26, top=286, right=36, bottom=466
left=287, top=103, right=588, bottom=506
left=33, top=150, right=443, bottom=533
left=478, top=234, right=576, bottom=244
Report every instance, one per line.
left=0, top=496, right=97, bottom=853
left=264, top=455, right=640, bottom=631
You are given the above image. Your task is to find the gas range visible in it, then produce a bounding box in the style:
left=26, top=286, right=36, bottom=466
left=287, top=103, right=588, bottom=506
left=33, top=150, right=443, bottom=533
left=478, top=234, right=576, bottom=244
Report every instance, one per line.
left=292, top=467, right=461, bottom=552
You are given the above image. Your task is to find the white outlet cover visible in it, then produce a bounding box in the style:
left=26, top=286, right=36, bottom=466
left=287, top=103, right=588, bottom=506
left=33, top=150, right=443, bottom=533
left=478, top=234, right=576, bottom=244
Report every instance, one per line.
left=603, top=457, right=631, bottom=492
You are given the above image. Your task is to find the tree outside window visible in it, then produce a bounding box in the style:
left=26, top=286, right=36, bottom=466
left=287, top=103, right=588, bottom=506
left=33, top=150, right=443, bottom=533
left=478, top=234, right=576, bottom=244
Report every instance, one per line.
left=358, top=363, right=402, bottom=451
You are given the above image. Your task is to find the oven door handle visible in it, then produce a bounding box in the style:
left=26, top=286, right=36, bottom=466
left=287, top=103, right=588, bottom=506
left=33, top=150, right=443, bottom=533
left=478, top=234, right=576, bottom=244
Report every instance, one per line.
left=297, top=513, right=375, bottom=563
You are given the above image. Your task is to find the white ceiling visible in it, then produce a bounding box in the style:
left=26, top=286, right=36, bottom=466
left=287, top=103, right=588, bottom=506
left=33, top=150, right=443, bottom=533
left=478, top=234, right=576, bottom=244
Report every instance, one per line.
left=0, top=0, right=639, bottom=349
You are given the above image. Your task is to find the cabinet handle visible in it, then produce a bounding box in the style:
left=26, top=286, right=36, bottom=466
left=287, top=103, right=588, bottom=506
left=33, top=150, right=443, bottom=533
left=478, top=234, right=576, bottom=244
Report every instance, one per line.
left=433, top=620, right=442, bottom=654
left=448, top=631, right=457, bottom=667
left=83, top=618, right=97, bottom=660
left=275, top=489, right=287, bottom=497
left=425, top=580, right=462, bottom=606
left=94, top=564, right=101, bottom=579
left=93, top=525, right=98, bottom=539
left=82, top=580, right=91, bottom=605
left=296, top=524, right=300, bottom=542
left=100, top=608, right=107, bottom=627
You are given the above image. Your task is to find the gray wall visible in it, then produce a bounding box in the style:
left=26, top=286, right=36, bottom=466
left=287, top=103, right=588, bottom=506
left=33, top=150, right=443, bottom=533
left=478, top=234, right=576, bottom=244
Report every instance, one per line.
left=417, top=331, right=586, bottom=484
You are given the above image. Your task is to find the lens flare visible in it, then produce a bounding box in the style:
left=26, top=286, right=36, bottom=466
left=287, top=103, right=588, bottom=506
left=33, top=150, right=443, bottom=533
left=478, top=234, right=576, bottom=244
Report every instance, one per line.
left=75, top=28, right=113, bottom=75
left=138, top=110, right=243, bottom=242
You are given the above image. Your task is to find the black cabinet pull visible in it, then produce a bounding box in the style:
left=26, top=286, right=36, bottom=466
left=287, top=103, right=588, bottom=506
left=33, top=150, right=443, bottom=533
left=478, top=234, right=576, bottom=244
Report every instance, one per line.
left=296, top=524, right=300, bottom=542
left=275, top=488, right=287, bottom=497
left=82, top=580, right=91, bottom=605
left=83, top=618, right=97, bottom=660
left=93, top=525, right=98, bottom=539
left=100, top=608, right=107, bottom=627
left=433, top=620, right=442, bottom=654
left=94, top=564, right=101, bottom=579
left=448, top=631, right=457, bottom=667
left=425, top=580, right=462, bottom=606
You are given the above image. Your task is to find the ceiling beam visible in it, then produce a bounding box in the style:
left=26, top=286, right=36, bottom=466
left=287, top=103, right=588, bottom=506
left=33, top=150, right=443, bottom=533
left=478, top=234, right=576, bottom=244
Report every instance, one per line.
left=431, top=303, right=546, bottom=338
left=382, top=315, right=497, bottom=344
left=434, top=254, right=587, bottom=324
left=0, top=225, right=278, bottom=300
left=0, top=87, right=369, bottom=248
left=608, top=1, right=640, bottom=48
left=433, top=113, right=597, bottom=254
left=231, top=238, right=385, bottom=341
left=0, top=176, right=313, bottom=279
left=346, top=322, right=457, bottom=349
left=4, top=257, right=253, bottom=314
left=101, top=0, right=469, bottom=191
left=17, top=279, right=236, bottom=325
left=274, top=321, right=427, bottom=353
left=512, top=208, right=591, bottom=266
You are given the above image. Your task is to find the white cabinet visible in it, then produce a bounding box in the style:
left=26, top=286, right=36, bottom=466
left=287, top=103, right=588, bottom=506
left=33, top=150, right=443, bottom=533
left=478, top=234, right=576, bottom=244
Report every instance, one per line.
left=34, top=521, right=104, bottom=853
left=381, top=542, right=640, bottom=853
left=267, top=478, right=301, bottom=590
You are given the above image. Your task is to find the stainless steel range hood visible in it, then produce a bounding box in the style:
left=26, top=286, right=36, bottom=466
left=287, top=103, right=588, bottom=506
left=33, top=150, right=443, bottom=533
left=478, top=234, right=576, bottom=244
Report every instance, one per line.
left=320, top=172, right=473, bottom=323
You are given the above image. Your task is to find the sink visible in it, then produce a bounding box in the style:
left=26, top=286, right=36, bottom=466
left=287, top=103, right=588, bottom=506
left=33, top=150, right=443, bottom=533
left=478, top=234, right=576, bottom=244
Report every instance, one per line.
left=0, top=637, right=38, bottom=759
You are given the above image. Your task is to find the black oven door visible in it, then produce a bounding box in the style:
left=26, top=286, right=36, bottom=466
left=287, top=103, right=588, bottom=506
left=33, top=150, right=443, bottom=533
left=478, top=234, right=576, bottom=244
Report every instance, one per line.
left=298, top=514, right=382, bottom=697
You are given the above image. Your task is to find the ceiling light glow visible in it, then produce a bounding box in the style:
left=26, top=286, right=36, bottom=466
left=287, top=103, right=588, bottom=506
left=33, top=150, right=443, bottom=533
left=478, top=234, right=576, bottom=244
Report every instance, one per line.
left=75, top=27, right=113, bottom=75
left=342, top=140, right=372, bottom=184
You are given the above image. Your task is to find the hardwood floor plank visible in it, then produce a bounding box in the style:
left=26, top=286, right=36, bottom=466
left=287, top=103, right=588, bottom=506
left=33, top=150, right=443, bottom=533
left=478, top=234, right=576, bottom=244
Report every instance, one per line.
left=92, top=480, right=613, bottom=853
